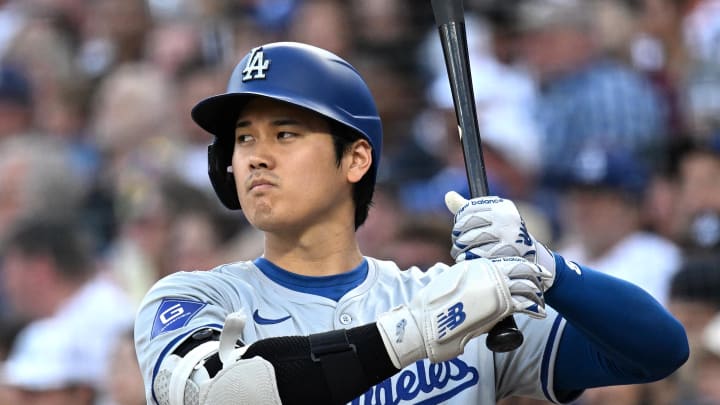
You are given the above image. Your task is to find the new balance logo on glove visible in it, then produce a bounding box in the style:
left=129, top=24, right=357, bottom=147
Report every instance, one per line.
left=516, top=220, right=533, bottom=246
left=438, top=302, right=467, bottom=338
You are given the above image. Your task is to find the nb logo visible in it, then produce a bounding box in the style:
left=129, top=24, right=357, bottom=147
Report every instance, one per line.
left=242, top=47, right=270, bottom=81
left=395, top=319, right=407, bottom=343
left=516, top=220, right=532, bottom=246
left=437, top=302, right=466, bottom=338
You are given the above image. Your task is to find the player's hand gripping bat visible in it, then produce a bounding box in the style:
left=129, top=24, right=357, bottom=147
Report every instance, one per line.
left=430, top=0, right=523, bottom=352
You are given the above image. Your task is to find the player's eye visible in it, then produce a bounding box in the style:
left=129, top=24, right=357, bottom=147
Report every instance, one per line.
left=236, top=134, right=254, bottom=144
left=277, top=131, right=297, bottom=140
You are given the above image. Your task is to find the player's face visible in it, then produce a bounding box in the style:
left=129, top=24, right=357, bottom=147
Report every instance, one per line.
left=231, top=97, right=368, bottom=233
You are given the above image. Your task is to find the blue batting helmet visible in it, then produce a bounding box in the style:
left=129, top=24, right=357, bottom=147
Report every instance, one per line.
left=191, top=42, right=383, bottom=210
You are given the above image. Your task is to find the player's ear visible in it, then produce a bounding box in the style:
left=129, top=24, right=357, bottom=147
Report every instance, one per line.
left=346, top=139, right=372, bottom=184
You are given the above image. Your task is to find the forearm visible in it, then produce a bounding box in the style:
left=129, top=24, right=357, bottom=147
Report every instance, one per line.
left=242, top=324, right=398, bottom=405
left=546, top=254, right=689, bottom=390
left=151, top=322, right=398, bottom=405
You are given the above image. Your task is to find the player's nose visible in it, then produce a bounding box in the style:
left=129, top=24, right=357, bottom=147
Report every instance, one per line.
left=249, top=155, right=271, bottom=170
left=248, top=139, right=276, bottom=170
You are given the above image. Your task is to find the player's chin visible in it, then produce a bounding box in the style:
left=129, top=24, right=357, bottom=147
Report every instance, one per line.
left=243, top=203, right=293, bottom=232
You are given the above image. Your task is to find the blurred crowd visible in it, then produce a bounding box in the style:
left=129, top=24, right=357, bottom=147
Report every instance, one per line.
left=0, top=0, right=718, bottom=404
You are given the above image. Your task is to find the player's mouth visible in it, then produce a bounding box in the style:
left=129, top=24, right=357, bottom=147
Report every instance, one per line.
left=247, top=176, right=277, bottom=192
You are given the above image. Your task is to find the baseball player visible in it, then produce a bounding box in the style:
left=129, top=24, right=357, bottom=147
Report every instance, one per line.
left=134, top=42, right=689, bottom=405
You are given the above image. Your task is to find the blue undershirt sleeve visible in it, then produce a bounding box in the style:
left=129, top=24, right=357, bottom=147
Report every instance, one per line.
left=545, top=254, right=688, bottom=397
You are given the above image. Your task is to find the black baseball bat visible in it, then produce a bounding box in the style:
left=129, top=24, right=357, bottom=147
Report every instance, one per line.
left=431, top=0, right=523, bottom=352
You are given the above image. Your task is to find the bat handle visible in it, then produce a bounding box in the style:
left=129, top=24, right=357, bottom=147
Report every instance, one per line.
left=487, top=316, right=523, bottom=352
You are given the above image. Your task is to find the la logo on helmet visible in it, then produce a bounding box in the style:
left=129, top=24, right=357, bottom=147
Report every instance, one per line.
left=242, top=47, right=271, bottom=81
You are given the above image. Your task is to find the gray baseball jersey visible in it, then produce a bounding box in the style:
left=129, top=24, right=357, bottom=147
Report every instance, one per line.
left=135, top=257, right=568, bottom=404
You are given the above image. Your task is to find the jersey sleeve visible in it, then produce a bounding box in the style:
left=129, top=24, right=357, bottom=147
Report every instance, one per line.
left=134, top=269, right=249, bottom=404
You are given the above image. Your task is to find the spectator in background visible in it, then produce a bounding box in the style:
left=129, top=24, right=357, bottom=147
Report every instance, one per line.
left=643, top=135, right=687, bottom=243
left=643, top=254, right=720, bottom=405
left=0, top=135, right=88, bottom=319
left=0, top=1, right=27, bottom=61
left=166, top=210, right=227, bottom=272
left=0, top=64, right=32, bottom=139
left=380, top=215, right=453, bottom=270
left=89, top=62, right=183, bottom=183
left=557, top=148, right=681, bottom=307
left=86, top=60, right=186, bottom=254
left=144, top=19, right=202, bottom=79
left=161, top=177, right=247, bottom=272
left=0, top=136, right=86, bottom=242
left=630, top=0, right=691, bottom=134
left=0, top=316, right=27, bottom=404
left=3, top=9, right=76, bottom=132
left=514, top=0, right=670, bottom=206
left=101, top=175, right=247, bottom=307
left=681, top=0, right=720, bottom=138
left=0, top=316, right=25, bottom=361
left=287, top=0, right=354, bottom=58
left=671, top=134, right=720, bottom=253
left=356, top=182, right=406, bottom=258
left=645, top=133, right=720, bottom=255
left=409, top=2, right=544, bottom=218
left=0, top=219, right=133, bottom=404
left=348, top=0, right=420, bottom=66
left=38, top=76, right=100, bottom=186
left=77, top=0, right=153, bottom=78
left=668, top=254, right=720, bottom=350
left=173, top=62, right=226, bottom=191
left=683, top=0, right=720, bottom=66
left=0, top=5, right=103, bottom=192
left=698, top=312, right=720, bottom=405
left=104, top=329, right=145, bottom=405
left=2, top=321, right=98, bottom=405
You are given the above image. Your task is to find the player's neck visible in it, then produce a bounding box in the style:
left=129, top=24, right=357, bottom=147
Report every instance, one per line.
left=263, top=221, right=363, bottom=277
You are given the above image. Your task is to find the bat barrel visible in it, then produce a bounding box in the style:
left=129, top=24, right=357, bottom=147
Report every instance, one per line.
left=431, top=0, right=465, bottom=26
left=436, top=21, right=489, bottom=197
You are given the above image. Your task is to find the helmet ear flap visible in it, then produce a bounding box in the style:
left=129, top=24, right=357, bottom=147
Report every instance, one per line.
left=208, top=138, right=241, bottom=210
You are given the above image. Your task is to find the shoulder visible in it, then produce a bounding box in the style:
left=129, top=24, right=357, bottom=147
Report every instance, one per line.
left=157, top=260, right=257, bottom=285
left=141, top=261, right=260, bottom=305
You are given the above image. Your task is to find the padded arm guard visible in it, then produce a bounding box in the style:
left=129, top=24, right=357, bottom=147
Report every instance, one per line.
left=153, top=313, right=282, bottom=405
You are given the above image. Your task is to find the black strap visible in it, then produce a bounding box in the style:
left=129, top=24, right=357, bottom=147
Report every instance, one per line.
left=309, top=329, right=368, bottom=404
left=172, top=328, right=225, bottom=377
left=173, top=328, right=221, bottom=356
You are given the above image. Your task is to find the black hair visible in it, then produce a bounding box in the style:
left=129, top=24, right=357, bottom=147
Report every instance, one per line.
left=329, top=121, right=375, bottom=230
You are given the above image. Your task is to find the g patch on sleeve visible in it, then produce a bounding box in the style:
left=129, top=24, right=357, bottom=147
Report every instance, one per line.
left=151, top=298, right=206, bottom=339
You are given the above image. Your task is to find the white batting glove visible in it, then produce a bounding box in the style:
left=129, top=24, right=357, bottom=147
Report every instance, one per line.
left=445, top=191, right=556, bottom=291
left=376, top=257, right=552, bottom=369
